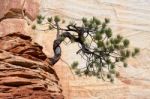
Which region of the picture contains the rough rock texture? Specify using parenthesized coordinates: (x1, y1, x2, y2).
(0, 0, 64, 98)
(0, 0, 41, 37)
(0, 33, 64, 99)
(37, 0, 150, 99)
(0, 19, 28, 37)
(0, 0, 40, 21)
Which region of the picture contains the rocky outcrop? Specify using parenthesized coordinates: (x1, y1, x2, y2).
(0, 19, 28, 37)
(0, 0, 40, 21)
(0, 0, 40, 36)
(0, 33, 64, 99)
(0, 0, 64, 98)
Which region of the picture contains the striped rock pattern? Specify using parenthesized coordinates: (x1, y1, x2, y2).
(34, 0, 150, 99)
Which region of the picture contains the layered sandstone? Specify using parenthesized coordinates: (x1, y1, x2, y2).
(39, 0, 150, 99)
(1, 0, 150, 99)
(0, 0, 40, 36)
(0, 33, 63, 99)
(0, 0, 64, 99)
(0, 0, 40, 21)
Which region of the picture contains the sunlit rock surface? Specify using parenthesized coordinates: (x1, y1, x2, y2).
(0, 33, 64, 99)
(0, 0, 40, 21)
(0, 0, 64, 98)
(0, 0, 41, 36)
(34, 0, 150, 99)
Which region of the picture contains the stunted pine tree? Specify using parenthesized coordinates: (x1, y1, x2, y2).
(32, 15, 140, 82)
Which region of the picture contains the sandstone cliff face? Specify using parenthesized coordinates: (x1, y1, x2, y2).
(0, 0, 40, 21)
(0, 0, 64, 99)
(0, 0, 41, 37)
(1, 0, 149, 99)
(38, 0, 150, 99)
(0, 33, 63, 99)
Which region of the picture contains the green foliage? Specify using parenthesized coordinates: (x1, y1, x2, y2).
(123, 39, 130, 47)
(97, 41, 104, 47)
(33, 15, 140, 82)
(47, 17, 52, 23)
(75, 69, 81, 76)
(37, 15, 44, 20)
(37, 20, 42, 24)
(82, 17, 87, 24)
(37, 15, 44, 24)
(32, 25, 36, 30)
(70, 17, 139, 81)
(54, 16, 60, 23)
(105, 28, 112, 38)
(71, 61, 79, 69)
(134, 48, 140, 54)
(105, 18, 110, 23)
(123, 62, 128, 67)
(132, 48, 140, 57)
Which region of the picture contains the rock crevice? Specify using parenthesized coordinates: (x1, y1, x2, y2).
(0, 33, 64, 99)
(0, 0, 64, 98)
